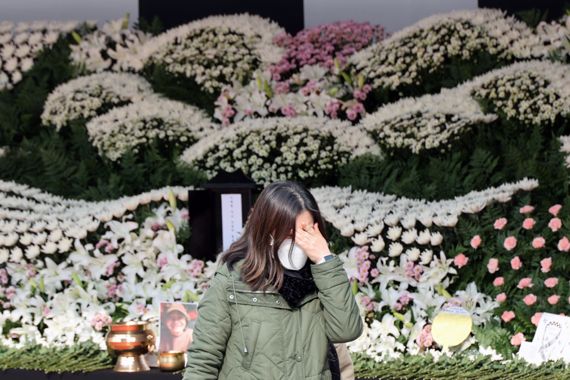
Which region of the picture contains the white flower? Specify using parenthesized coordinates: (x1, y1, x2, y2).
(370, 237, 385, 252)
(430, 232, 443, 246)
(401, 229, 417, 244)
(406, 247, 421, 261)
(352, 232, 368, 245)
(386, 226, 402, 241)
(416, 229, 431, 245)
(42, 73, 153, 130)
(0, 248, 9, 263)
(420, 249, 433, 265)
(86, 98, 215, 161)
(388, 242, 403, 257)
(140, 14, 285, 94)
(180, 117, 380, 185)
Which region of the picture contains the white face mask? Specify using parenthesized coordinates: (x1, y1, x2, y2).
(277, 238, 308, 270)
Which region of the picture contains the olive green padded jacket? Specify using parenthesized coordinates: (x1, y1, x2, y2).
(183, 256, 363, 380)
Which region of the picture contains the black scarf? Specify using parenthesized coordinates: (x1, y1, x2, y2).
(278, 263, 317, 308)
(277, 264, 341, 380)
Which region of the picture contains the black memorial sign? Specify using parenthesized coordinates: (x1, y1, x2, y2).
(186, 170, 259, 262)
(139, 0, 304, 35)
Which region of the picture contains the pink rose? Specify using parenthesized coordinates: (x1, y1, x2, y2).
(493, 277, 504, 287)
(544, 277, 559, 288)
(548, 218, 562, 232)
(558, 237, 570, 252)
(517, 277, 533, 289)
(531, 312, 543, 326)
(496, 293, 507, 303)
(511, 256, 522, 270)
(487, 258, 499, 274)
(549, 204, 562, 216)
(519, 205, 535, 214)
(522, 218, 536, 230)
(453, 253, 469, 268)
(504, 236, 517, 251)
(548, 295, 560, 305)
(494, 218, 508, 230)
(523, 294, 537, 306)
(532, 237, 546, 249)
(511, 333, 525, 346)
(501, 310, 516, 323)
(540, 257, 552, 273)
(470, 235, 482, 249)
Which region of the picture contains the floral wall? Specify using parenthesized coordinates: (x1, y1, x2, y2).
(0, 8, 569, 371)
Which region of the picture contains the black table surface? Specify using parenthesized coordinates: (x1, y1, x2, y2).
(0, 369, 372, 379)
(0, 368, 182, 379)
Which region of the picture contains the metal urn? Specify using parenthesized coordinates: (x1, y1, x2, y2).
(106, 321, 156, 372)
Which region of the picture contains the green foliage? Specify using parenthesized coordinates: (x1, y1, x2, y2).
(515, 8, 550, 29)
(135, 16, 165, 36)
(0, 36, 76, 146)
(472, 320, 516, 359)
(340, 118, 570, 207)
(0, 343, 112, 373)
(143, 64, 217, 116)
(352, 352, 570, 380)
(0, 122, 208, 200)
(364, 51, 508, 113)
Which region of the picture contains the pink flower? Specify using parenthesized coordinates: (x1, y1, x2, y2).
(370, 268, 379, 278)
(532, 237, 546, 249)
(541, 257, 552, 273)
(487, 258, 499, 274)
(496, 293, 507, 302)
(558, 237, 570, 252)
(493, 277, 504, 287)
(517, 277, 533, 289)
(453, 253, 469, 268)
(503, 236, 517, 251)
(519, 205, 535, 214)
(522, 218, 536, 230)
(531, 312, 543, 326)
(494, 218, 508, 230)
(532, 236, 546, 249)
(511, 333, 525, 346)
(544, 277, 559, 288)
(549, 204, 562, 216)
(511, 256, 522, 270)
(470, 235, 482, 249)
(548, 218, 562, 232)
(548, 295, 560, 305)
(523, 294, 537, 306)
(501, 310, 516, 323)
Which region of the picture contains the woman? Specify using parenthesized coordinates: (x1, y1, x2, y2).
(184, 181, 363, 379)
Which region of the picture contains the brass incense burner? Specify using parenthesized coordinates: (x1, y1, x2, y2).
(106, 321, 156, 372)
(159, 351, 186, 372)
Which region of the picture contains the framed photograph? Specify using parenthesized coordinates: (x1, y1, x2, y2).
(158, 301, 198, 353)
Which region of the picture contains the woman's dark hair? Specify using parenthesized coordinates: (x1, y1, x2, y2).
(220, 181, 327, 291)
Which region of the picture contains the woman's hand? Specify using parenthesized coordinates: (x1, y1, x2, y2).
(295, 223, 330, 263)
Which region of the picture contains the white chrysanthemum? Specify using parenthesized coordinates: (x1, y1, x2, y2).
(139, 14, 285, 94)
(42, 73, 154, 130)
(470, 60, 570, 126)
(180, 116, 381, 184)
(360, 86, 497, 154)
(86, 97, 215, 161)
(0, 179, 194, 251)
(311, 178, 538, 264)
(0, 21, 80, 91)
(351, 9, 547, 92)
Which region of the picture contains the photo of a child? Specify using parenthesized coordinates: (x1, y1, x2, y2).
(159, 302, 198, 353)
